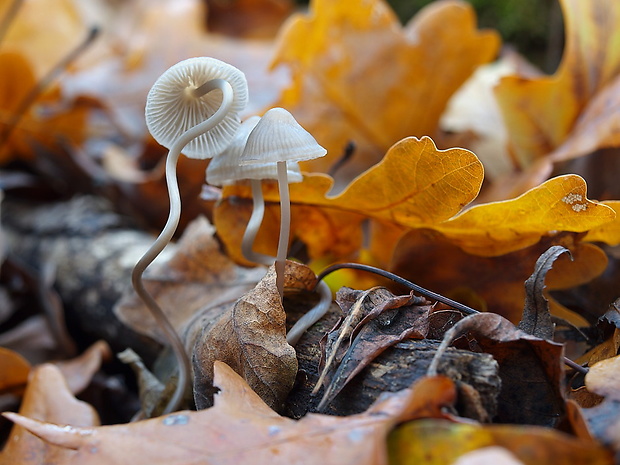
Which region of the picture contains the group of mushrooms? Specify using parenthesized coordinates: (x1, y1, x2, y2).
(132, 57, 332, 414)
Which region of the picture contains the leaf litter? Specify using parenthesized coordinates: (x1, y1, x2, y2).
(2, 0, 620, 463)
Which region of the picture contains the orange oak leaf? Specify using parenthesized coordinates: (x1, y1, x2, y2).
(3, 362, 460, 465)
(216, 137, 615, 274)
(271, 0, 500, 186)
(0, 347, 30, 396)
(433, 174, 615, 256)
(216, 136, 483, 266)
(0, 364, 99, 465)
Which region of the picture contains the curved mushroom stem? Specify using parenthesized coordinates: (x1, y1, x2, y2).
(241, 179, 274, 266)
(286, 280, 332, 346)
(275, 160, 291, 300)
(131, 78, 233, 415)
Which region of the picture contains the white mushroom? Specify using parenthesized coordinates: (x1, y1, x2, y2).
(240, 107, 326, 300)
(133, 57, 248, 415)
(207, 116, 302, 265)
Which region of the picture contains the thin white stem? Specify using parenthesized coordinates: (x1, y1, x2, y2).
(131, 79, 233, 415)
(286, 280, 332, 346)
(275, 161, 290, 300)
(241, 179, 274, 266)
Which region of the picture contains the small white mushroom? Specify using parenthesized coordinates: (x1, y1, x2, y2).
(133, 57, 248, 415)
(208, 116, 331, 345)
(207, 116, 302, 265)
(240, 108, 327, 300)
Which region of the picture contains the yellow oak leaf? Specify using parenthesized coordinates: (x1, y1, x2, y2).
(495, 0, 620, 169)
(271, 0, 499, 186)
(215, 136, 483, 265)
(433, 175, 616, 256)
(583, 201, 620, 246)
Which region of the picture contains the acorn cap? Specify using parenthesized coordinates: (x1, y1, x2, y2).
(145, 57, 248, 159)
(239, 108, 326, 165)
(207, 116, 302, 186)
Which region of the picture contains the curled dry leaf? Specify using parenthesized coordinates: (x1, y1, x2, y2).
(2, 361, 461, 465)
(428, 312, 565, 426)
(190, 261, 316, 411)
(0, 364, 99, 465)
(517, 246, 571, 339)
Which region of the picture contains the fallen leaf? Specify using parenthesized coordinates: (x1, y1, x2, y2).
(190, 261, 312, 411)
(217, 136, 484, 265)
(2, 361, 457, 465)
(518, 246, 571, 339)
(0, 364, 99, 465)
(115, 216, 265, 342)
(495, 0, 620, 169)
(316, 287, 430, 411)
(428, 312, 566, 426)
(433, 175, 615, 257)
(388, 419, 612, 465)
(584, 201, 620, 246)
(272, 0, 499, 186)
(54, 340, 112, 395)
(392, 231, 606, 324)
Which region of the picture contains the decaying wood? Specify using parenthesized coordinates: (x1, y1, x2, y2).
(2, 195, 501, 418)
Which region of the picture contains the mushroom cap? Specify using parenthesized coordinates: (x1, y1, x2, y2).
(145, 57, 249, 159)
(207, 116, 302, 186)
(239, 107, 326, 165)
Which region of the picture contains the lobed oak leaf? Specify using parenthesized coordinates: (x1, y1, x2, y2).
(2, 361, 459, 465)
(0, 364, 99, 465)
(215, 136, 484, 266)
(271, 0, 499, 186)
(584, 201, 620, 246)
(433, 175, 615, 256)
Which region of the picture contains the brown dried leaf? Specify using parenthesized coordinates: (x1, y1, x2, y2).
(115, 216, 265, 342)
(0, 364, 99, 465)
(0, 347, 30, 395)
(3, 361, 447, 465)
(518, 246, 571, 339)
(190, 261, 315, 411)
(317, 288, 430, 411)
(428, 312, 565, 426)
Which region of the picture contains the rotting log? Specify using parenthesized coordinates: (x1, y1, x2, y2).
(2, 195, 501, 418)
